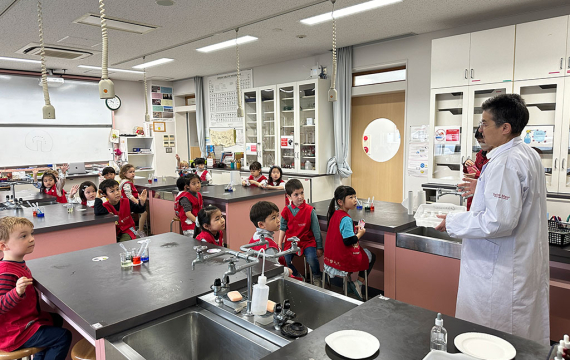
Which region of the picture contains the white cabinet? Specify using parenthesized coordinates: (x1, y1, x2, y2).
(469, 26, 515, 85)
(431, 34, 470, 89)
(514, 16, 569, 81)
(277, 79, 333, 174)
(119, 137, 155, 176)
(558, 77, 570, 193)
(514, 78, 565, 192)
(431, 26, 515, 89)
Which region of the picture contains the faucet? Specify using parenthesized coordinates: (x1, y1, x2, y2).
(273, 299, 296, 330)
(436, 188, 465, 206)
(211, 276, 231, 303)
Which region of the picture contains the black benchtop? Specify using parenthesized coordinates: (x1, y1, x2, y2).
(311, 199, 416, 233)
(148, 184, 285, 203)
(264, 295, 550, 360)
(132, 177, 179, 191)
(208, 168, 334, 178)
(27, 233, 282, 339)
(0, 203, 116, 234)
(0, 189, 57, 205)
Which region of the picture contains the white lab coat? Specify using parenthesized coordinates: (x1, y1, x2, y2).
(446, 137, 550, 345)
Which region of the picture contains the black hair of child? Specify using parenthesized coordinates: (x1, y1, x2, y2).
(327, 185, 357, 227)
(184, 173, 201, 185)
(79, 181, 97, 203)
(101, 166, 116, 176)
(39, 171, 58, 193)
(99, 179, 119, 195)
(250, 201, 279, 228)
(268, 165, 283, 185)
(176, 176, 192, 191)
(249, 161, 262, 171)
(284, 179, 303, 196)
(193, 205, 221, 239)
(194, 158, 206, 165)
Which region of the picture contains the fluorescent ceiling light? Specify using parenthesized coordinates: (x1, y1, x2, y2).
(132, 58, 174, 69)
(78, 65, 144, 74)
(196, 36, 258, 53)
(0, 56, 41, 64)
(301, 0, 402, 25)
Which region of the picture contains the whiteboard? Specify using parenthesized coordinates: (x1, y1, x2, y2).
(0, 75, 111, 125)
(0, 127, 113, 167)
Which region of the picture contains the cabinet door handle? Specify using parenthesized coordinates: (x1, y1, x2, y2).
(554, 158, 558, 170)
(464, 69, 468, 79)
(461, 156, 465, 164)
(568, 57, 570, 69)
(560, 58, 564, 70)
(562, 158, 566, 170)
(471, 69, 474, 79)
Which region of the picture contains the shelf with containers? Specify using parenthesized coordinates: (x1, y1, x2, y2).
(277, 79, 333, 174)
(119, 137, 155, 177)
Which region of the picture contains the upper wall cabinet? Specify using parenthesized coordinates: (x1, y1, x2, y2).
(431, 26, 515, 89)
(514, 16, 569, 81)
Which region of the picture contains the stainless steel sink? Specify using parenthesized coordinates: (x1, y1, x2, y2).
(107, 306, 280, 360)
(397, 226, 462, 259)
(198, 276, 362, 346)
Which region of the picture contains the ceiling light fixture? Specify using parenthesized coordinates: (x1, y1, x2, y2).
(196, 36, 257, 53)
(98, 0, 114, 99)
(132, 58, 173, 69)
(301, 0, 402, 25)
(78, 65, 143, 74)
(0, 56, 41, 64)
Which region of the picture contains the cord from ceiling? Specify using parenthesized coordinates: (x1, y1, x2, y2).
(143, 56, 150, 122)
(98, 0, 115, 99)
(37, 1, 55, 119)
(328, 0, 337, 102)
(235, 28, 244, 118)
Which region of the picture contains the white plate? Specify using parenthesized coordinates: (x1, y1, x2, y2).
(325, 330, 380, 359)
(454, 333, 516, 360)
(422, 350, 478, 360)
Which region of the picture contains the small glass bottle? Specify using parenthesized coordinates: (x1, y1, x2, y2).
(430, 313, 447, 352)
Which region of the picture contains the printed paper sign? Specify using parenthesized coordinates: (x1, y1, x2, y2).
(280, 136, 294, 149)
(245, 143, 257, 155)
(434, 126, 461, 145)
(520, 126, 554, 150)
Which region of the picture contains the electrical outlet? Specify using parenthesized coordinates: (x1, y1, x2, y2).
(166, 148, 173, 153)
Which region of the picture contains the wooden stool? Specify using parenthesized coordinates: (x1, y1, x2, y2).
(71, 339, 95, 360)
(0, 347, 44, 360)
(170, 216, 181, 234)
(322, 270, 369, 301)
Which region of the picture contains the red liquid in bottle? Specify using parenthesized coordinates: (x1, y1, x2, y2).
(147, 179, 152, 184)
(132, 256, 141, 266)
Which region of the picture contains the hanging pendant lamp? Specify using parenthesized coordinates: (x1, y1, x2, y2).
(328, 0, 338, 102)
(235, 28, 244, 117)
(98, 0, 115, 99)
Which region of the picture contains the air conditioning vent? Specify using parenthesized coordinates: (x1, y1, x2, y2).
(16, 43, 93, 60)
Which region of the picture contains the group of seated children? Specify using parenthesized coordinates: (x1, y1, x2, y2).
(175, 155, 212, 184)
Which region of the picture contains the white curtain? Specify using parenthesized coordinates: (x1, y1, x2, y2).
(194, 76, 207, 157)
(327, 46, 353, 178)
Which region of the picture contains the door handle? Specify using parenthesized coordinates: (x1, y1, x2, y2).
(464, 69, 468, 79)
(471, 69, 474, 79)
(560, 58, 564, 70)
(461, 156, 465, 164)
(568, 57, 570, 69)
(554, 158, 558, 170)
(562, 158, 566, 170)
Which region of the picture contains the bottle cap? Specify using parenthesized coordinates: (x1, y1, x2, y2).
(258, 275, 267, 286)
(435, 313, 443, 326)
(564, 335, 569, 348)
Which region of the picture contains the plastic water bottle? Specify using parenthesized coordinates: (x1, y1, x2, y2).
(430, 313, 447, 352)
(251, 275, 269, 315)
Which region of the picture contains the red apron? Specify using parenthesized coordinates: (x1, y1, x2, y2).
(281, 202, 316, 255)
(248, 236, 287, 267)
(268, 179, 289, 206)
(198, 170, 209, 182)
(174, 191, 203, 231)
(196, 230, 224, 247)
(324, 210, 368, 272)
(248, 175, 267, 187)
(103, 199, 136, 239)
(120, 180, 139, 199)
(464, 150, 489, 211)
(44, 186, 67, 203)
(0, 261, 53, 352)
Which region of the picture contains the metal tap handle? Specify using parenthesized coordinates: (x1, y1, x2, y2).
(283, 299, 291, 310)
(286, 237, 300, 244)
(223, 257, 239, 263)
(214, 278, 221, 286)
(274, 303, 282, 314)
(193, 245, 208, 254)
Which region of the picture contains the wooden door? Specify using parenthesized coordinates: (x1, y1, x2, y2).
(469, 25, 515, 85)
(431, 33, 470, 89)
(351, 92, 405, 203)
(514, 16, 568, 81)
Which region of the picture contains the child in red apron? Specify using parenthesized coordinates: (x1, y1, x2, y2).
(68, 181, 98, 207)
(461, 129, 491, 211)
(248, 201, 298, 279)
(174, 174, 203, 237)
(324, 185, 376, 300)
(33, 165, 69, 204)
(242, 161, 267, 187)
(278, 179, 323, 286)
(94, 179, 147, 242)
(119, 164, 148, 237)
(194, 158, 212, 184)
(194, 205, 225, 247)
(263, 165, 289, 206)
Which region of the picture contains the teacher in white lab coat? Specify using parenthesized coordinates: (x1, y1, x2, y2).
(436, 94, 550, 345)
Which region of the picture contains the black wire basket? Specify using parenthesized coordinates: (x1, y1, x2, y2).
(548, 219, 570, 246)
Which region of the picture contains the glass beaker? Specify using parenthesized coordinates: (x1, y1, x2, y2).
(120, 253, 132, 268)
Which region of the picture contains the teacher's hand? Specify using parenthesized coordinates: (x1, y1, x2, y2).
(435, 214, 447, 232)
(458, 177, 477, 198)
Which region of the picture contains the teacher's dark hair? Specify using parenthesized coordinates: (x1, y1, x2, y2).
(327, 186, 356, 228)
(481, 93, 529, 136)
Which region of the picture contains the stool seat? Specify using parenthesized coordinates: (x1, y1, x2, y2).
(71, 339, 95, 360)
(0, 347, 44, 360)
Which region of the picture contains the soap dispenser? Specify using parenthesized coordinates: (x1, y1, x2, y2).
(430, 313, 447, 351)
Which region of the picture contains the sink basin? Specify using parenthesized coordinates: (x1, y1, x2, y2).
(404, 226, 460, 242)
(108, 306, 280, 360)
(397, 226, 462, 259)
(198, 276, 362, 346)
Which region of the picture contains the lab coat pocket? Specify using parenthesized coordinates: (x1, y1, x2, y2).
(463, 238, 499, 279)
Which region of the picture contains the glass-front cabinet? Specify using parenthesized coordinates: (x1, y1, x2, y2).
(260, 88, 277, 168)
(243, 89, 259, 168)
(278, 83, 296, 170)
(561, 77, 570, 193)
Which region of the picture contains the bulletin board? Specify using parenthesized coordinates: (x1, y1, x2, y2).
(206, 69, 253, 129)
(151, 86, 174, 120)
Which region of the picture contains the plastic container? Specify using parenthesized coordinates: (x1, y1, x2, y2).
(430, 313, 447, 352)
(415, 203, 467, 228)
(251, 275, 269, 315)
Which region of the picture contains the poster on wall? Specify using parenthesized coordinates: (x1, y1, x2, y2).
(151, 86, 174, 120)
(207, 70, 253, 129)
(408, 125, 428, 177)
(520, 125, 554, 151)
